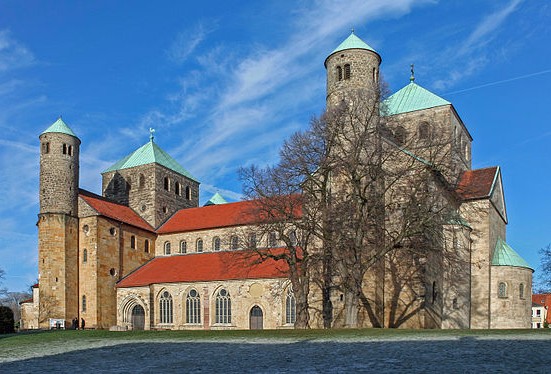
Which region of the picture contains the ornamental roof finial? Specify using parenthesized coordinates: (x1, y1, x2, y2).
(149, 127, 155, 141)
(410, 64, 415, 82)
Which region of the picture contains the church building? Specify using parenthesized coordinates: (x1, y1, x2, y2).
(21, 32, 532, 330)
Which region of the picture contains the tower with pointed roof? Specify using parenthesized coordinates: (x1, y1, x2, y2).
(325, 31, 381, 110)
(37, 117, 81, 327)
(102, 137, 200, 228)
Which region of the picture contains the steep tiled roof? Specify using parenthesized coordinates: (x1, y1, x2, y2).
(158, 197, 301, 234)
(455, 167, 499, 200)
(79, 189, 154, 232)
(117, 249, 290, 288)
(41, 117, 78, 137)
(383, 82, 451, 116)
(103, 140, 198, 182)
(492, 238, 532, 270)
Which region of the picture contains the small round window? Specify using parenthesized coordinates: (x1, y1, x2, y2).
(83, 225, 89, 234)
(109, 268, 117, 276)
(109, 227, 117, 236)
(219, 289, 227, 297)
(189, 289, 198, 297)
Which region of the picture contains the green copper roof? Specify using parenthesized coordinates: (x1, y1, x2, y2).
(103, 140, 198, 182)
(204, 192, 228, 206)
(492, 238, 532, 270)
(41, 117, 78, 138)
(330, 32, 378, 56)
(383, 82, 451, 116)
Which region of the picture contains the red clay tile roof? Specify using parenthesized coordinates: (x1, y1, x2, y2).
(158, 196, 301, 234)
(79, 189, 154, 232)
(117, 249, 290, 288)
(455, 166, 498, 200)
(532, 294, 551, 324)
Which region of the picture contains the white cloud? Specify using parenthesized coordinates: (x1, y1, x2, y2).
(0, 29, 35, 73)
(168, 22, 217, 64)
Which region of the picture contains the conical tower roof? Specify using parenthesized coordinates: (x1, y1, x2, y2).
(492, 238, 533, 271)
(204, 192, 228, 206)
(325, 31, 379, 66)
(41, 117, 78, 138)
(103, 140, 198, 182)
(383, 81, 450, 116)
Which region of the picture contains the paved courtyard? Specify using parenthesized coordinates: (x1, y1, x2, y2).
(1, 333, 551, 373)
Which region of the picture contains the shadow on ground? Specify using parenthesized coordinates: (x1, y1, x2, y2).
(1, 338, 551, 373)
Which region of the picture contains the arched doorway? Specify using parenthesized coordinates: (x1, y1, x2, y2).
(131, 304, 145, 330)
(249, 305, 263, 330)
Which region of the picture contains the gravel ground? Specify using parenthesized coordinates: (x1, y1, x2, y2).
(1, 334, 550, 373)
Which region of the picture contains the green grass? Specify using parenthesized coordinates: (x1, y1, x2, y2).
(1, 327, 549, 348)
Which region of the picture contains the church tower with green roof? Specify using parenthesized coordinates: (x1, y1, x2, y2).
(102, 135, 200, 228)
(37, 117, 81, 328)
(325, 31, 381, 109)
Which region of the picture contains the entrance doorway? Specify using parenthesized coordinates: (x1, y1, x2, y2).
(131, 304, 145, 330)
(249, 305, 263, 330)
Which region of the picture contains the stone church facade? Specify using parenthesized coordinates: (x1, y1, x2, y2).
(21, 32, 532, 330)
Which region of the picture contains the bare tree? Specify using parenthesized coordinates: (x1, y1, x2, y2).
(538, 244, 551, 292)
(241, 83, 469, 329)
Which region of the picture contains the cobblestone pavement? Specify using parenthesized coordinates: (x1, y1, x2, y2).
(1, 334, 551, 373)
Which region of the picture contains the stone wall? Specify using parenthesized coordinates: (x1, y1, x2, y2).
(102, 164, 199, 229)
(117, 278, 291, 330)
(490, 266, 532, 328)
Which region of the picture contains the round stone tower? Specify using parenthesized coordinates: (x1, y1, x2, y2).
(39, 117, 80, 216)
(324, 31, 381, 109)
(37, 117, 80, 328)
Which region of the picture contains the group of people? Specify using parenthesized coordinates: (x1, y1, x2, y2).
(71, 317, 85, 330)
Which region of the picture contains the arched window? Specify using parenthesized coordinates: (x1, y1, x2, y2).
(215, 289, 231, 324)
(418, 122, 430, 141)
(159, 291, 173, 324)
(285, 286, 296, 325)
(186, 289, 201, 324)
(248, 233, 257, 249)
(145, 239, 150, 253)
(519, 283, 525, 299)
(230, 235, 239, 250)
(394, 126, 406, 146)
(164, 177, 170, 191)
(83, 249, 87, 263)
(196, 239, 203, 252)
(268, 232, 277, 248)
(62, 143, 67, 155)
(180, 240, 187, 254)
(130, 235, 136, 249)
(82, 295, 87, 312)
(213, 237, 221, 251)
(289, 230, 298, 247)
(164, 241, 171, 255)
(344, 64, 351, 80)
(498, 282, 507, 298)
(175, 182, 181, 196)
(185, 186, 191, 200)
(139, 174, 145, 189)
(336, 66, 342, 81)
(68, 145, 73, 156)
(41, 142, 50, 154)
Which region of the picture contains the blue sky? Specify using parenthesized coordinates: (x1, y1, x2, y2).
(0, 0, 549, 292)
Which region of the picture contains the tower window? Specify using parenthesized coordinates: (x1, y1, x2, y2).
(41, 142, 50, 154)
(164, 241, 171, 255)
(344, 64, 351, 80)
(336, 66, 342, 81)
(62, 144, 67, 155)
(82, 295, 87, 312)
(185, 186, 191, 200)
(83, 248, 87, 263)
(164, 177, 170, 191)
(145, 239, 150, 253)
(68, 145, 73, 156)
(130, 235, 136, 249)
(175, 182, 181, 196)
(519, 283, 525, 299)
(418, 122, 430, 141)
(139, 174, 145, 189)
